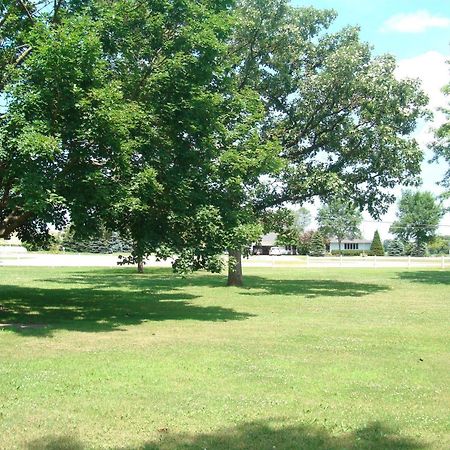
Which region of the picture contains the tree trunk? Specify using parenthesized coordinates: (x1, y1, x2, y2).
(227, 248, 243, 287)
(338, 239, 342, 254)
(137, 257, 144, 274)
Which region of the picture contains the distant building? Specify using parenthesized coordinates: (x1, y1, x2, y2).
(252, 233, 296, 255)
(329, 239, 372, 252)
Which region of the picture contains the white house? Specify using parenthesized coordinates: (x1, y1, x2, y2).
(329, 239, 372, 252)
(252, 233, 296, 255)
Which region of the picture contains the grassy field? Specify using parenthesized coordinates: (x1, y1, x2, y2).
(0, 267, 449, 450)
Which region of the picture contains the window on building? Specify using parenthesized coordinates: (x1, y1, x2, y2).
(344, 243, 359, 250)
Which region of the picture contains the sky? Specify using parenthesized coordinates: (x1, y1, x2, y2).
(292, 0, 450, 240)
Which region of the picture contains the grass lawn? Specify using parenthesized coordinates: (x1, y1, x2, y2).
(0, 267, 449, 449)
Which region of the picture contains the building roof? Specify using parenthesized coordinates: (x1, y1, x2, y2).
(330, 239, 371, 244)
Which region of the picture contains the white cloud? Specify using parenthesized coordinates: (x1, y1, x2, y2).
(382, 10, 450, 33)
(396, 50, 448, 123)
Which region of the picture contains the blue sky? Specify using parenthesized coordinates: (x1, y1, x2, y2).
(293, 0, 450, 57)
(293, 0, 450, 238)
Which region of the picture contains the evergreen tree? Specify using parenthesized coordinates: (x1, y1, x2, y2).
(387, 239, 404, 256)
(309, 232, 326, 257)
(411, 242, 428, 257)
(370, 230, 384, 256)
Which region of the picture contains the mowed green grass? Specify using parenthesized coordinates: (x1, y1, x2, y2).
(0, 267, 449, 450)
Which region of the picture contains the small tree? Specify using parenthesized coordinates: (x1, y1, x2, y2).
(411, 242, 428, 257)
(390, 191, 444, 246)
(370, 230, 385, 256)
(387, 239, 405, 256)
(294, 207, 312, 232)
(309, 231, 326, 257)
(317, 199, 363, 251)
(298, 230, 315, 255)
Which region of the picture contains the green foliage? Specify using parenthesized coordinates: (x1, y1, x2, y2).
(317, 199, 362, 247)
(275, 228, 298, 247)
(297, 231, 315, 255)
(410, 242, 429, 258)
(330, 250, 365, 256)
(22, 235, 62, 253)
(387, 239, 405, 256)
(390, 191, 444, 246)
(428, 236, 450, 255)
(1, 4, 137, 242)
(61, 227, 132, 254)
(262, 208, 309, 248)
(403, 242, 414, 257)
(262, 209, 295, 235)
(309, 231, 326, 257)
(235, 1, 428, 217)
(431, 81, 450, 197)
(294, 207, 312, 233)
(370, 230, 385, 256)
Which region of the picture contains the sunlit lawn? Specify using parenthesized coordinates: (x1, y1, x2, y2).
(0, 267, 449, 449)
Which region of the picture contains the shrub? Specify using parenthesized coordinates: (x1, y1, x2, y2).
(410, 242, 428, 257)
(330, 250, 365, 256)
(428, 236, 450, 255)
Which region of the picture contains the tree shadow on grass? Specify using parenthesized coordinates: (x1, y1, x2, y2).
(26, 420, 427, 450)
(398, 270, 450, 286)
(238, 276, 389, 299)
(27, 435, 84, 450)
(0, 274, 252, 337)
(40, 268, 389, 300)
(0, 268, 389, 337)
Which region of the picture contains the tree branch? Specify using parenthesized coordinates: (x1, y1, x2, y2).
(52, 0, 63, 23)
(17, 0, 34, 22)
(0, 210, 33, 238)
(14, 45, 33, 66)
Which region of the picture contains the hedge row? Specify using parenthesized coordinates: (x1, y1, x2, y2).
(330, 250, 378, 256)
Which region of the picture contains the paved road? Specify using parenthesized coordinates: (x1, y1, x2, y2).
(0, 252, 448, 269)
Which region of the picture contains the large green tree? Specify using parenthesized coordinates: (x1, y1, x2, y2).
(389, 190, 444, 246)
(317, 199, 363, 251)
(215, 0, 428, 285)
(104, 0, 430, 283)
